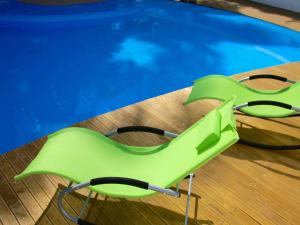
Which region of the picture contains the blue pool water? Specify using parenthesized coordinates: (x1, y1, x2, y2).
(1, 0, 300, 154)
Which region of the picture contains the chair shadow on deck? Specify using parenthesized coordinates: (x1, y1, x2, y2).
(35, 184, 213, 225)
(222, 115, 300, 180)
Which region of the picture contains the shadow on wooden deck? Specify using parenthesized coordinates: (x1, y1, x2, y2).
(36, 184, 213, 225)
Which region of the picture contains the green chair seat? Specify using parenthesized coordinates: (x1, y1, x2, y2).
(185, 75, 300, 118)
(15, 99, 238, 198)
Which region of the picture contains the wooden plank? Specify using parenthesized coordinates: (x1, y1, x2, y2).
(4, 147, 69, 225)
(200, 154, 293, 225)
(0, 161, 35, 225)
(223, 207, 261, 225)
(219, 149, 300, 224)
(123, 199, 166, 225)
(4, 152, 53, 217)
(1, 153, 61, 225)
(35, 216, 52, 225)
(140, 196, 187, 225)
(0, 195, 19, 225)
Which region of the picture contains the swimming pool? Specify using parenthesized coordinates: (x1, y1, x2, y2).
(1, 0, 300, 154)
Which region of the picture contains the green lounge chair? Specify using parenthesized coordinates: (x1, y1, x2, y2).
(15, 99, 239, 225)
(185, 74, 300, 150)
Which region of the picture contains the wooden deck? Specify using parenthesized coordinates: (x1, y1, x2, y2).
(1, 1, 300, 225)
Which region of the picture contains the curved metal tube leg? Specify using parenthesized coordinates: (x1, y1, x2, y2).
(57, 182, 90, 224)
(57, 188, 79, 223)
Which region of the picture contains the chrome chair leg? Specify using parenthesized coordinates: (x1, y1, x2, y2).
(184, 174, 194, 225)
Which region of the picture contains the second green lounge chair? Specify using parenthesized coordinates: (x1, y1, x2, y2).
(185, 74, 300, 150)
(15, 99, 239, 225)
(185, 74, 300, 118)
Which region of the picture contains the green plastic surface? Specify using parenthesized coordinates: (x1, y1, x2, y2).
(185, 75, 300, 118)
(15, 99, 238, 198)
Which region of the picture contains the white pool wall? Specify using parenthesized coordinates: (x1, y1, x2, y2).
(252, 0, 300, 13)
